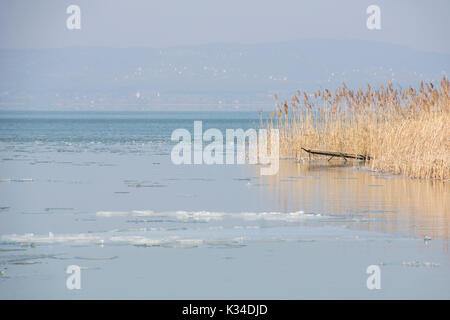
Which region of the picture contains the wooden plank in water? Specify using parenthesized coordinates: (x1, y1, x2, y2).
(300, 147, 371, 161)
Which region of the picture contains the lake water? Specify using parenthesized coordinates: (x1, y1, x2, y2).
(0, 111, 449, 299)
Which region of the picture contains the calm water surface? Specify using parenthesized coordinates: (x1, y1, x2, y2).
(0, 111, 448, 299)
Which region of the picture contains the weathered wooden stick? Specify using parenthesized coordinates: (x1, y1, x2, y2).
(300, 147, 371, 161)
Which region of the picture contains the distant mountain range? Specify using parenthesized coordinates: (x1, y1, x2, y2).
(0, 39, 448, 110)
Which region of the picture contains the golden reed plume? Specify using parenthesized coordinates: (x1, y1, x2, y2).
(264, 76, 450, 180)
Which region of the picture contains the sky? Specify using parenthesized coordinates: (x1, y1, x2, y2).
(0, 0, 449, 53)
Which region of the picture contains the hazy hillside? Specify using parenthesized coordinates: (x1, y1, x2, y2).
(0, 39, 448, 110)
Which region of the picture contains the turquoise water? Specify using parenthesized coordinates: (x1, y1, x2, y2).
(0, 111, 261, 142)
(0, 111, 449, 299)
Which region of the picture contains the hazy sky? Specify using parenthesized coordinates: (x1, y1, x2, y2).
(0, 0, 449, 53)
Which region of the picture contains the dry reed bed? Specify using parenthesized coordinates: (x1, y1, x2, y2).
(264, 76, 450, 180)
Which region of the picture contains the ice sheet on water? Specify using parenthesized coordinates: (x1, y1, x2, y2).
(1, 232, 205, 248)
(95, 210, 322, 222)
(96, 211, 130, 217)
(109, 236, 203, 248)
(1, 232, 101, 243)
(0, 178, 33, 182)
(13, 178, 34, 182)
(0, 227, 382, 250)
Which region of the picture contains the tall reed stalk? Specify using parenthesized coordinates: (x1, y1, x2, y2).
(266, 76, 450, 180)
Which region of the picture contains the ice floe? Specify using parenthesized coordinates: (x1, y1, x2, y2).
(1, 232, 101, 243)
(95, 209, 322, 222)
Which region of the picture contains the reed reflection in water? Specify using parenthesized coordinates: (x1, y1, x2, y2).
(256, 159, 449, 240)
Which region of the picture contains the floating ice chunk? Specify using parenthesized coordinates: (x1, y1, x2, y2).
(2, 233, 101, 244)
(14, 178, 33, 182)
(94, 209, 319, 222)
(402, 261, 421, 267)
(109, 236, 166, 247)
(422, 262, 440, 267)
(288, 211, 306, 216)
(172, 239, 203, 248)
(96, 211, 129, 217)
(174, 210, 225, 221)
(242, 210, 319, 221)
(131, 210, 154, 216)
